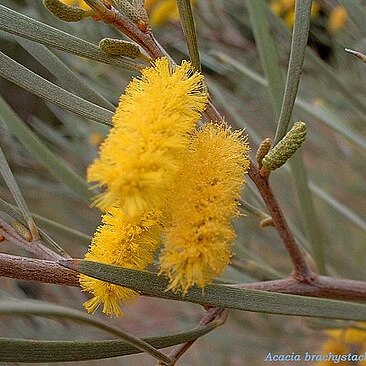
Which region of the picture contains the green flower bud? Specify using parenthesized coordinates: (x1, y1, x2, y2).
(256, 137, 272, 168)
(110, 0, 142, 24)
(99, 38, 140, 58)
(262, 122, 307, 173)
(43, 0, 89, 22)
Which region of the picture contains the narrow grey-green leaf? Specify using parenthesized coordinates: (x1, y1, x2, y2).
(266, 6, 366, 120)
(177, 0, 201, 71)
(215, 52, 366, 152)
(0, 5, 143, 71)
(0, 142, 39, 240)
(0, 51, 113, 126)
(0, 322, 218, 362)
(246, 0, 285, 119)
(61, 260, 366, 321)
(0, 300, 171, 365)
(311, 184, 366, 232)
(0, 96, 93, 202)
(274, 0, 312, 144)
(289, 152, 325, 273)
(16, 37, 115, 111)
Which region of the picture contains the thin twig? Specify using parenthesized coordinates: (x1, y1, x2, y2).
(159, 308, 228, 365)
(83, 0, 162, 58)
(248, 164, 313, 282)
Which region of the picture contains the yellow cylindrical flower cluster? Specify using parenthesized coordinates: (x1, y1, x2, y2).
(88, 58, 207, 218)
(82, 58, 250, 316)
(159, 123, 250, 294)
(80, 207, 162, 316)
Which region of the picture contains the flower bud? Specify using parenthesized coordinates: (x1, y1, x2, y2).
(43, 0, 90, 22)
(99, 38, 140, 58)
(256, 137, 272, 168)
(262, 122, 307, 174)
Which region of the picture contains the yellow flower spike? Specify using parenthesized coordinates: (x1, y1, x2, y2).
(87, 57, 208, 217)
(44, 0, 91, 22)
(261, 121, 307, 175)
(159, 123, 250, 294)
(327, 6, 348, 35)
(80, 207, 162, 316)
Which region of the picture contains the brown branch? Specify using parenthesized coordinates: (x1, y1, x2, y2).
(247, 163, 313, 282)
(235, 276, 366, 302)
(0, 253, 79, 287)
(2, 254, 366, 302)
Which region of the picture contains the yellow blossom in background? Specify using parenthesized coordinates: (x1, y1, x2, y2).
(269, 0, 320, 27)
(87, 57, 208, 217)
(80, 207, 162, 316)
(316, 324, 366, 365)
(88, 132, 104, 146)
(327, 6, 348, 34)
(159, 123, 250, 293)
(145, 0, 197, 26)
(62, 0, 90, 10)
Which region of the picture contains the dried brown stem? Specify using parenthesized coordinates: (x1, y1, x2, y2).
(2, 253, 366, 302)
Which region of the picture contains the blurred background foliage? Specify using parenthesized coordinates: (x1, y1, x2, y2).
(0, 0, 365, 364)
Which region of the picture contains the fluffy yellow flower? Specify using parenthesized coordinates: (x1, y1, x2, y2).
(87, 58, 208, 217)
(327, 6, 348, 34)
(316, 324, 366, 365)
(159, 123, 250, 293)
(80, 207, 162, 316)
(145, 0, 197, 26)
(62, 0, 90, 10)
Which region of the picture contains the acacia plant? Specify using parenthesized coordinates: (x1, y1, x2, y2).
(0, 0, 366, 364)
